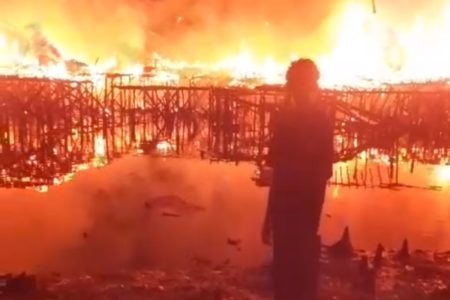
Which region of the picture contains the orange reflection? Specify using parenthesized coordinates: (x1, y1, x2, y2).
(436, 165, 450, 186)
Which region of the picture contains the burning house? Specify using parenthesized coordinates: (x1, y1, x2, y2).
(0, 0, 450, 190)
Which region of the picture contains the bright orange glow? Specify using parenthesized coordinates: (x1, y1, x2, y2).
(136, 1, 450, 87)
(1, 1, 450, 87)
(156, 141, 174, 155)
(93, 135, 107, 168)
(318, 2, 450, 87)
(436, 165, 450, 185)
(94, 135, 106, 158)
(332, 186, 340, 199)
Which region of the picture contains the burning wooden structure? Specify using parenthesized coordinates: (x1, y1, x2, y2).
(0, 76, 100, 188)
(1, 74, 450, 189)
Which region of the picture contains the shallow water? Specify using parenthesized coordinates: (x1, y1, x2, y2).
(0, 156, 449, 273)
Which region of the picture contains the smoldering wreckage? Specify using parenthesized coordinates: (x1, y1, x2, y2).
(1, 195, 450, 300)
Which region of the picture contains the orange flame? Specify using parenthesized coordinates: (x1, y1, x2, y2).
(1, 2, 450, 87)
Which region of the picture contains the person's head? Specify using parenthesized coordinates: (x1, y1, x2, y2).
(285, 58, 320, 103)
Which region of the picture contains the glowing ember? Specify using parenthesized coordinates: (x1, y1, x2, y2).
(93, 135, 107, 168)
(36, 185, 49, 193)
(94, 135, 106, 158)
(156, 141, 173, 155)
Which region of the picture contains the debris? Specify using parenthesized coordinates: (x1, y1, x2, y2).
(396, 239, 410, 262)
(2, 257, 449, 300)
(328, 226, 354, 258)
(353, 255, 376, 298)
(0, 273, 37, 297)
(373, 243, 385, 269)
(146, 195, 205, 215)
(162, 211, 182, 218)
(227, 238, 241, 247)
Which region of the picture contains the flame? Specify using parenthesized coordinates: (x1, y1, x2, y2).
(138, 1, 450, 87)
(156, 140, 173, 155)
(1, 2, 450, 86)
(3, 1, 450, 192)
(123, 64, 144, 76)
(94, 135, 106, 157)
(318, 1, 450, 86)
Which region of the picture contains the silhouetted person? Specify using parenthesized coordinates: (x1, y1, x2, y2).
(262, 59, 334, 300)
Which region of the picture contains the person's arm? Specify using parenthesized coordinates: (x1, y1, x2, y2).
(265, 110, 279, 167)
(323, 105, 336, 179)
(261, 111, 279, 245)
(262, 198, 272, 245)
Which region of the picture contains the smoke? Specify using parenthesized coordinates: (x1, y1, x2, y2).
(140, 0, 341, 61)
(0, 0, 341, 65)
(1, 0, 448, 67)
(0, 0, 148, 66)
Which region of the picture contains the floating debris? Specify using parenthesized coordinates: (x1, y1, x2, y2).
(145, 195, 205, 215)
(162, 211, 182, 218)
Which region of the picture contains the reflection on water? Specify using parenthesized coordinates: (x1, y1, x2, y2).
(322, 185, 450, 251)
(435, 164, 450, 186)
(322, 163, 450, 251)
(0, 157, 449, 273)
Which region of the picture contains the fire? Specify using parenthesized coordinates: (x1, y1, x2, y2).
(1, 1, 450, 87)
(318, 1, 450, 87)
(156, 141, 174, 156)
(138, 1, 450, 87)
(93, 135, 107, 168)
(94, 135, 106, 158)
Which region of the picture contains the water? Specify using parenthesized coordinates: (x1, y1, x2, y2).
(321, 185, 450, 251)
(0, 156, 449, 273)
